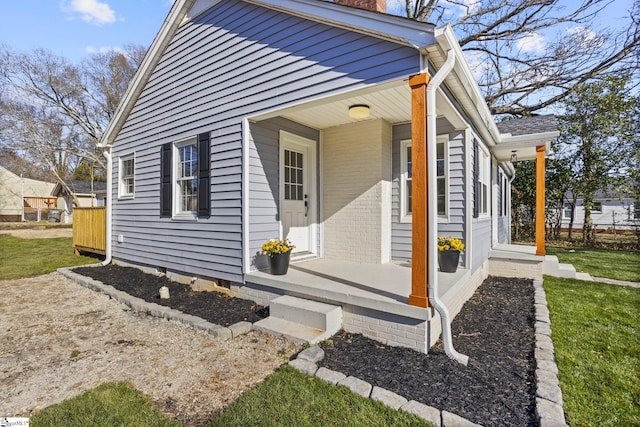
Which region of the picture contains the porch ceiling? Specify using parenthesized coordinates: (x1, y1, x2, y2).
(251, 79, 461, 130)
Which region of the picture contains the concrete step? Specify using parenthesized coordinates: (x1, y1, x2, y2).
(545, 263, 578, 279)
(575, 272, 594, 281)
(270, 295, 342, 333)
(254, 295, 343, 345)
(542, 255, 560, 274)
(253, 317, 330, 345)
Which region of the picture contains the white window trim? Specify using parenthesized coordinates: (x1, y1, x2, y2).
(172, 137, 198, 220)
(591, 201, 603, 214)
(478, 144, 490, 217)
(400, 136, 449, 223)
(118, 154, 135, 199)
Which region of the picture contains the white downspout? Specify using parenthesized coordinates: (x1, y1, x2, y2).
(426, 50, 469, 365)
(101, 148, 112, 266)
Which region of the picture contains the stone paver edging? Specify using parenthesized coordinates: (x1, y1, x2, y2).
(289, 278, 568, 427)
(58, 267, 252, 340)
(533, 278, 568, 427)
(62, 266, 566, 426)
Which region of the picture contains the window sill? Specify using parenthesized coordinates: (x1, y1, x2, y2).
(172, 212, 198, 221)
(400, 215, 450, 224)
(118, 195, 134, 200)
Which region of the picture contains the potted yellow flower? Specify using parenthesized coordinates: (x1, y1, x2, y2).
(261, 238, 295, 275)
(437, 237, 465, 273)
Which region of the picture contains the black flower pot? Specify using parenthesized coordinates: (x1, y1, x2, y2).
(268, 251, 291, 275)
(438, 250, 460, 273)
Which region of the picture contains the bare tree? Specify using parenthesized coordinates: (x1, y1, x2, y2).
(402, 0, 640, 115)
(0, 44, 146, 187)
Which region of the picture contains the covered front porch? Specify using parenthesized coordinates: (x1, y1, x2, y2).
(246, 258, 470, 319)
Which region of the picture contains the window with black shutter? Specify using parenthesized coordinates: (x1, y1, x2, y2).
(160, 132, 211, 219)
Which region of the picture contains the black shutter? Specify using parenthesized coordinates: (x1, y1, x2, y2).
(160, 143, 172, 217)
(197, 132, 211, 218)
(473, 138, 479, 218)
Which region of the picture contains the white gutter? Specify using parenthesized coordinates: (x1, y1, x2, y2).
(426, 49, 469, 366)
(101, 149, 112, 266)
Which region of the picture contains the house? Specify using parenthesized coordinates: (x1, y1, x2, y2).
(52, 179, 107, 223)
(0, 166, 56, 222)
(560, 189, 638, 232)
(97, 0, 557, 359)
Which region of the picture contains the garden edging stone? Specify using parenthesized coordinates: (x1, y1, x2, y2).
(57, 266, 252, 341)
(288, 279, 568, 427)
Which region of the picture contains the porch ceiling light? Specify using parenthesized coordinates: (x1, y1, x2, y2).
(349, 104, 370, 119)
(510, 151, 517, 163)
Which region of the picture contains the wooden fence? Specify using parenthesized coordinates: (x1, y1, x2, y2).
(73, 207, 106, 255)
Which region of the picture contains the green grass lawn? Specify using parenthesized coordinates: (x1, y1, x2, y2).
(208, 366, 431, 427)
(31, 382, 182, 427)
(544, 276, 640, 426)
(546, 245, 640, 282)
(32, 367, 431, 427)
(0, 235, 97, 280)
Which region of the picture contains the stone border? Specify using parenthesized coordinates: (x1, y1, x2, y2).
(58, 267, 252, 340)
(533, 278, 568, 426)
(289, 278, 568, 427)
(62, 266, 567, 425)
(288, 346, 481, 427)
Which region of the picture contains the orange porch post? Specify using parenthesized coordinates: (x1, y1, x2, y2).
(408, 73, 430, 308)
(535, 145, 546, 256)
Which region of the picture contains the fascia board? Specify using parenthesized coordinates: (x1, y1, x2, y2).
(499, 131, 559, 148)
(244, 0, 436, 49)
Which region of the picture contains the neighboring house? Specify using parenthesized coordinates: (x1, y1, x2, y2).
(0, 166, 55, 222)
(560, 190, 638, 232)
(52, 180, 107, 223)
(97, 0, 557, 355)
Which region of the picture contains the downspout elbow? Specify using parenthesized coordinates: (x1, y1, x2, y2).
(426, 50, 469, 366)
(101, 148, 112, 266)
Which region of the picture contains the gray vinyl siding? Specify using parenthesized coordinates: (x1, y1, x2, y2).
(248, 118, 319, 271)
(391, 122, 467, 263)
(111, 0, 419, 282)
(471, 218, 492, 271)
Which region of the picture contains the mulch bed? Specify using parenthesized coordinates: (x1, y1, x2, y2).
(73, 265, 536, 426)
(73, 265, 268, 326)
(319, 276, 537, 427)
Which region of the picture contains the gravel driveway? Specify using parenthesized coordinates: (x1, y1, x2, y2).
(0, 272, 300, 426)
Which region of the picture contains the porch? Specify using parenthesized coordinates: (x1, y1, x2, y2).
(240, 256, 487, 351)
(246, 258, 471, 320)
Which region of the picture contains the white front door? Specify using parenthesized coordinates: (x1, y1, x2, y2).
(280, 131, 316, 254)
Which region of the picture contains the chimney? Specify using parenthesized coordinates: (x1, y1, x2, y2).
(333, 0, 386, 13)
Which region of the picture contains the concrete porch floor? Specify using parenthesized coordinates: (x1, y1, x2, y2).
(245, 258, 470, 320)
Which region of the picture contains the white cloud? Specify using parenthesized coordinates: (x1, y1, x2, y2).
(565, 26, 601, 49)
(62, 0, 116, 25)
(85, 45, 125, 55)
(516, 32, 546, 53)
(442, 0, 481, 18)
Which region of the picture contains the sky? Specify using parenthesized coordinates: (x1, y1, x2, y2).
(0, 0, 173, 63)
(0, 0, 634, 64)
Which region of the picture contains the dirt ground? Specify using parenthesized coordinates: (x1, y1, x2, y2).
(0, 227, 72, 239)
(0, 273, 300, 426)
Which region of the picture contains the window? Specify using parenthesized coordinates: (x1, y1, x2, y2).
(502, 176, 508, 216)
(477, 146, 489, 216)
(591, 201, 602, 213)
(119, 155, 134, 198)
(176, 141, 198, 215)
(400, 137, 447, 222)
(563, 203, 573, 219)
(160, 133, 210, 219)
